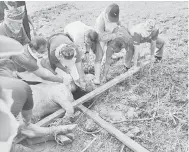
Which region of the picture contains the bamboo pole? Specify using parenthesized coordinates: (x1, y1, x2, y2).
(78, 105, 150, 152)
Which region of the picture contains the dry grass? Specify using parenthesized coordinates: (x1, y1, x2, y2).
(25, 1, 188, 152)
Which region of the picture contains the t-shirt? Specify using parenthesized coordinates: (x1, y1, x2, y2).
(64, 21, 93, 45)
(0, 59, 17, 78)
(48, 33, 82, 70)
(95, 11, 118, 34)
(129, 23, 159, 45)
(11, 45, 39, 72)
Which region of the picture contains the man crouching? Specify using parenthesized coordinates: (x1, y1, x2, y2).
(64, 21, 103, 85)
(47, 33, 96, 91)
(101, 26, 133, 83)
(125, 19, 165, 68)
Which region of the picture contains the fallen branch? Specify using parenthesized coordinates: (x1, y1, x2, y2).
(15, 61, 149, 144)
(112, 116, 160, 124)
(80, 136, 97, 152)
(120, 144, 125, 152)
(78, 105, 150, 152)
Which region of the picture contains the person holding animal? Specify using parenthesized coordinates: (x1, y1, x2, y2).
(0, 36, 77, 152)
(47, 33, 89, 90)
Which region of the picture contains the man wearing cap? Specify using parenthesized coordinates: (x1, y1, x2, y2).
(48, 33, 87, 89)
(0, 36, 34, 152)
(10, 36, 64, 83)
(125, 19, 165, 68)
(95, 3, 133, 83)
(64, 21, 103, 85)
(95, 3, 121, 45)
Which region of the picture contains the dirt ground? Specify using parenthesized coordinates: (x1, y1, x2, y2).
(22, 1, 188, 152)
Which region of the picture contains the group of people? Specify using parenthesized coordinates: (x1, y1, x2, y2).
(0, 1, 165, 152)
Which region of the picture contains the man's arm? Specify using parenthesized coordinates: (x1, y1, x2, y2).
(33, 67, 63, 83)
(75, 61, 85, 81)
(95, 14, 116, 42)
(27, 15, 36, 36)
(75, 48, 85, 81)
(132, 32, 142, 67)
(150, 29, 159, 59)
(150, 40, 156, 57)
(102, 47, 114, 83)
(133, 44, 141, 67)
(55, 62, 70, 74)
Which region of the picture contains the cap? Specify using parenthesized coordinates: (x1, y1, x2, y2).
(60, 44, 76, 60)
(106, 4, 119, 23)
(87, 30, 98, 42)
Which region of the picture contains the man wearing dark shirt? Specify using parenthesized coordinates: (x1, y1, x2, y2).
(125, 19, 165, 68)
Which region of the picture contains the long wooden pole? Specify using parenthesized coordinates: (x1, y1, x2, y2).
(15, 61, 149, 144)
(78, 105, 150, 152)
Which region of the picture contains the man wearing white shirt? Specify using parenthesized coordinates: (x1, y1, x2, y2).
(95, 4, 132, 83)
(64, 21, 103, 85)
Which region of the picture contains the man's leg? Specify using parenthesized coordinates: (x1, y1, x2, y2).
(100, 41, 107, 66)
(155, 36, 165, 61)
(124, 45, 135, 69)
(92, 42, 103, 84)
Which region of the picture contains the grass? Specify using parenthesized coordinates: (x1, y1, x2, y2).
(26, 1, 188, 152)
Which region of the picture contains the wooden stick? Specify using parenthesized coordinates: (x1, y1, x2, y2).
(120, 144, 125, 152)
(78, 105, 150, 152)
(80, 136, 97, 152)
(15, 61, 149, 144)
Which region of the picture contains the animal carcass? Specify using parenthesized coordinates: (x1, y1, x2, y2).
(31, 83, 74, 122)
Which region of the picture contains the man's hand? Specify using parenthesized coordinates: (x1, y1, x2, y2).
(79, 79, 87, 90)
(101, 77, 107, 84)
(150, 55, 156, 64)
(64, 67, 70, 74)
(115, 30, 125, 38)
